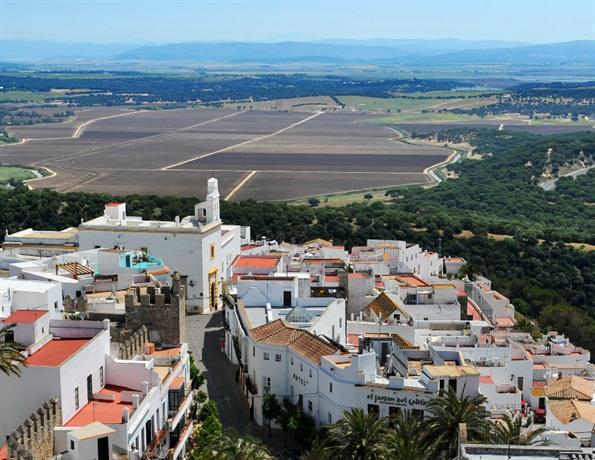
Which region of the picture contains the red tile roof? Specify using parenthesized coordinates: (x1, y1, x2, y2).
(233, 255, 281, 269)
(105, 202, 123, 207)
(348, 273, 367, 279)
(347, 334, 360, 347)
(0, 443, 7, 460)
(396, 274, 429, 287)
(250, 319, 341, 364)
(324, 275, 339, 283)
(66, 385, 135, 427)
(170, 376, 185, 390)
(466, 300, 483, 321)
(26, 338, 90, 367)
(480, 376, 495, 384)
(1, 309, 48, 324)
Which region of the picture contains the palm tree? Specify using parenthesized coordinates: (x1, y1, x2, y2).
(424, 388, 491, 459)
(300, 436, 331, 460)
(386, 410, 433, 460)
(0, 325, 26, 376)
(197, 429, 273, 460)
(490, 414, 546, 446)
(324, 408, 387, 460)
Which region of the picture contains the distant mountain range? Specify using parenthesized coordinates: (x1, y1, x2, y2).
(2, 39, 594, 66)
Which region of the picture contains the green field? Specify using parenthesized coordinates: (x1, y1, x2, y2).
(0, 166, 37, 184)
(337, 94, 496, 122)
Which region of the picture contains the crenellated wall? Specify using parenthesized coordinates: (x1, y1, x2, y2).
(111, 325, 149, 360)
(7, 397, 61, 460)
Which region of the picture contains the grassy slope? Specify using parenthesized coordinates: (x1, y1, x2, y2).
(0, 166, 36, 183)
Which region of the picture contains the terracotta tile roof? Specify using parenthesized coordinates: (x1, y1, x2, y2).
(480, 376, 495, 384)
(545, 376, 594, 400)
(66, 385, 135, 427)
(105, 202, 123, 207)
(26, 338, 90, 367)
(1, 309, 48, 324)
(147, 265, 171, 276)
(233, 255, 281, 269)
(250, 319, 340, 364)
(548, 399, 595, 424)
(0, 444, 7, 460)
(58, 261, 93, 277)
(395, 274, 429, 287)
(364, 292, 409, 320)
(170, 376, 185, 390)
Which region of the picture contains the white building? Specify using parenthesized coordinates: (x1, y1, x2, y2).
(3, 227, 79, 258)
(0, 314, 193, 459)
(0, 278, 63, 320)
(78, 178, 246, 313)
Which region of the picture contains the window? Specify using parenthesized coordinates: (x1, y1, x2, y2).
(309, 369, 312, 378)
(210, 243, 215, 260)
(290, 357, 294, 365)
(262, 377, 271, 395)
(339, 318, 342, 328)
(54, 301, 58, 310)
(252, 346, 255, 357)
(332, 325, 336, 339)
(263, 352, 270, 361)
(308, 401, 313, 412)
(300, 363, 303, 372)
(70, 440, 75, 450)
(74, 387, 79, 410)
(99, 366, 104, 386)
(329, 382, 333, 393)
(328, 413, 332, 424)
(275, 353, 281, 362)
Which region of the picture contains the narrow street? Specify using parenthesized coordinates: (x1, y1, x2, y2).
(185, 312, 251, 433)
(185, 312, 293, 456)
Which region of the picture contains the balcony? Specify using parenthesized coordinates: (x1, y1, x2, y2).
(169, 387, 194, 430)
(170, 420, 193, 460)
(143, 425, 170, 459)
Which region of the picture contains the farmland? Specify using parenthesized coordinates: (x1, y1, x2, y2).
(0, 107, 449, 200)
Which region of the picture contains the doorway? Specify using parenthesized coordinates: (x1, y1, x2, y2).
(97, 437, 109, 460)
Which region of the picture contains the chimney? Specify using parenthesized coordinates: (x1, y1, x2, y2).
(172, 271, 181, 296)
(131, 394, 140, 409)
(142, 381, 149, 396)
(122, 408, 130, 422)
(175, 216, 180, 226)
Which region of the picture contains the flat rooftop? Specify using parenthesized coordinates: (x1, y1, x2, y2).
(26, 338, 91, 367)
(66, 384, 135, 427)
(6, 227, 79, 240)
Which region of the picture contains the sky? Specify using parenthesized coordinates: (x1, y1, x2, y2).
(1, 0, 594, 44)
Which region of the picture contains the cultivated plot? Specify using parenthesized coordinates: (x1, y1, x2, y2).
(1, 108, 452, 200)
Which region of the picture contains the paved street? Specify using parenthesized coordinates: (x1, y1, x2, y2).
(185, 312, 292, 455)
(185, 312, 252, 433)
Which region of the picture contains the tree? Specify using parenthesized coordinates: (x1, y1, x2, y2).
(261, 393, 282, 436)
(490, 414, 546, 446)
(386, 410, 433, 460)
(196, 429, 273, 460)
(324, 408, 386, 459)
(0, 326, 26, 376)
(308, 198, 321, 208)
(364, 193, 374, 200)
(300, 436, 331, 460)
(424, 389, 491, 459)
(458, 262, 480, 281)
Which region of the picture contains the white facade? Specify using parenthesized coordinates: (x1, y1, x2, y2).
(0, 278, 63, 320)
(79, 178, 243, 313)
